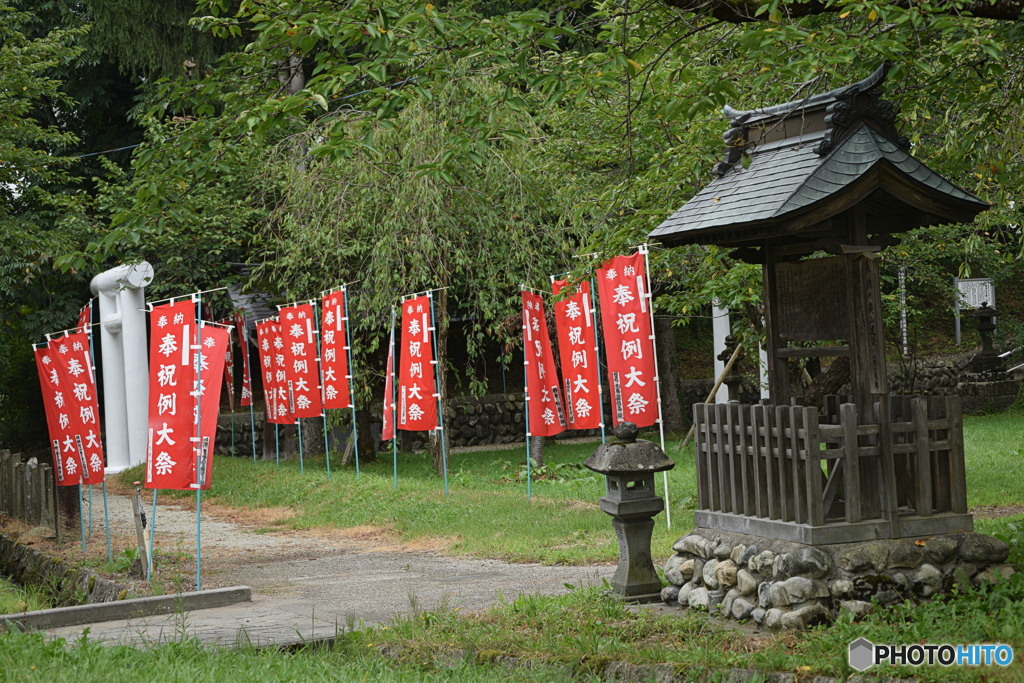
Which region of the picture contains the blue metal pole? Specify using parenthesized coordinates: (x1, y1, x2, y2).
(343, 286, 360, 478)
(147, 489, 156, 580)
(275, 423, 280, 466)
(77, 484, 86, 552)
(313, 298, 331, 479)
(521, 285, 532, 501)
(590, 277, 607, 445)
(249, 403, 257, 463)
(297, 418, 305, 474)
(427, 292, 448, 497)
(194, 294, 204, 590)
(389, 307, 398, 490)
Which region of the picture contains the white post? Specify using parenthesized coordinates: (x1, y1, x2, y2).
(758, 343, 770, 400)
(90, 262, 154, 473)
(712, 299, 730, 403)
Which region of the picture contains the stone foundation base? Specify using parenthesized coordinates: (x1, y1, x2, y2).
(661, 528, 1013, 629)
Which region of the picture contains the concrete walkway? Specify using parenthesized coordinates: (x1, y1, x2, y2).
(39, 492, 612, 648)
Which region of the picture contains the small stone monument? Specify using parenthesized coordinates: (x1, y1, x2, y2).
(584, 422, 674, 603)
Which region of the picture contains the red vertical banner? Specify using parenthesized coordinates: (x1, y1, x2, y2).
(397, 295, 438, 431)
(270, 319, 296, 425)
(596, 253, 659, 428)
(145, 300, 198, 490)
(381, 318, 396, 441)
(522, 290, 566, 437)
(279, 303, 323, 419)
(194, 323, 228, 489)
(233, 310, 253, 407)
(34, 347, 78, 486)
(319, 288, 353, 410)
(220, 318, 235, 411)
(256, 320, 281, 424)
(48, 332, 105, 484)
(76, 302, 91, 333)
(551, 279, 602, 430)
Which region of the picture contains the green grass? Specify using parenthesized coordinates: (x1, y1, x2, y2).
(122, 408, 1024, 566)
(0, 577, 50, 614)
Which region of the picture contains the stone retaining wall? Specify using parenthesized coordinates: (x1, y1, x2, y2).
(889, 356, 1020, 414)
(661, 528, 1013, 629)
(0, 533, 131, 606)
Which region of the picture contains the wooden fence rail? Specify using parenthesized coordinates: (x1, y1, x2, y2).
(0, 450, 56, 531)
(692, 396, 971, 544)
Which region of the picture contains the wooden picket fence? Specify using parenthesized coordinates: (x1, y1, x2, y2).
(0, 450, 57, 531)
(692, 395, 971, 544)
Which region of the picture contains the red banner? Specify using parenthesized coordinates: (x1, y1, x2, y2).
(48, 332, 104, 484)
(220, 318, 235, 411)
(279, 303, 323, 419)
(596, 253, 659, 428)
(381, 320, 396, 441)
(551, 279, 602, 430)
(256, 320, 282, 424)
(233, 310, 253, 407)
(146, 301, 198, 490)
(522, 291, 566, 437)
(193, 322, 228, 489)
(270, 319, 296, 425)
(76, 302, 91, 333)
(320, 288, 353, 410)
(397, 295, 438, 431)
(34, 347, 79, 486)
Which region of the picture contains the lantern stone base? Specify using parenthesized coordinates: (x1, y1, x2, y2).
(661, 528, 1012, 629)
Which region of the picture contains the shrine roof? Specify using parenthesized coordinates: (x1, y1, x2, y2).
(649, 65, 988, 248)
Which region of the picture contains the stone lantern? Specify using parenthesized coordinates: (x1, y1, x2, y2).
(584, 422, 674, 602)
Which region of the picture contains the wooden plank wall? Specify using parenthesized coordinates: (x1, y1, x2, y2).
(0, 449, 56, 531)
(693, 396, 968, 531)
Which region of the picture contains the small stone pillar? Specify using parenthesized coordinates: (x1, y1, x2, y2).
(968, 303, 1003, 373)
(584, 422, 674, 602)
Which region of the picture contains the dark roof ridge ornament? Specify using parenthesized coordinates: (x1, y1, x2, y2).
(712, 63, 910, 176)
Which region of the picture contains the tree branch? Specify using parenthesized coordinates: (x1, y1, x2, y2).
(658, 0, 1024, 22)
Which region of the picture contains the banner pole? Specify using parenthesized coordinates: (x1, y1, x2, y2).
(249, 403, 257, 463)
(521, 286, 532, 501)
(194, 294, 203, 590)
(231, 411, 236, 456)
(147, 489, 156, 580)
(313, 298, 331, 479)
(101, 481, 112, 561)
(298, 418, 305, 474)
(427, 292, 448, 497)
(640, 246, 671, 529)
(87, 484, 94, 538)
(77, 484, 86, 552)
(390, 307, 398, 490)
(275, 423, 280, 466)
(343, 286, 360, 478)
(590, 278, 608, 445)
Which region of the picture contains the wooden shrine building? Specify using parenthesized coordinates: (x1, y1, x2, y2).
(650, 64, 989, 545)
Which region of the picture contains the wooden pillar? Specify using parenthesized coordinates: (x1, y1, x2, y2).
(762, 246, 791, 405)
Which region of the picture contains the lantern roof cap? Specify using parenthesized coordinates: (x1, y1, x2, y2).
(584, 423, 675, 475)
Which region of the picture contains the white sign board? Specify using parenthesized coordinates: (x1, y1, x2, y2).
(956, 277, 995, 310)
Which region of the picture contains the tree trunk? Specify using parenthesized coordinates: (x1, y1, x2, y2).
(529, 435, 545, 467)
(654, 317, 685, 431)
(802, 356, 851, 410)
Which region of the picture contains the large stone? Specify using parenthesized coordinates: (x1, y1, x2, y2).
(703, 559, 720, 590)
(729, 544, 748, 566)
(687, 587, 710, 611)
(780, 602, 830, 629)
(676, 583, 693, 605)
(830, 579, 854, 598)
(714, 542, 732, 560)
(889, 542, 925, 569)
(737, 545, 758, 567)
(736, 569, 758, 597)
(708, 590, 725, 611)
(715, 560, 738, 589)
(731, 597, 755, 621)
(757, 581, 772, 609)
(721, 588, 739, 616)
(675, 534, 716, 559)
(781, 547, 831, 579)
(974, 564, 1015, 586)
(764, 608, 785, 630)
(692, 559, 705, 586)
(924, 537, 959, 565)
(664, 554, 686, 586)
(750, 607, 765, 625)
(911, 564, 942, 597)
(680, 559, 695, 583)
(959, 534, 1010, 564)
(950, 562, 978, 591)
(839, 600, 873, 620)
(749, 550, 775, 575)
(769, 577, 829, 607)
(837, 543, 889, 573)
(660, 585, 680, 604)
